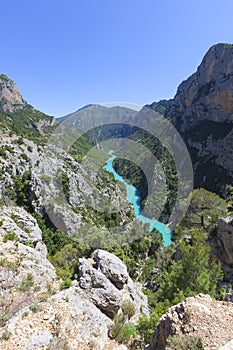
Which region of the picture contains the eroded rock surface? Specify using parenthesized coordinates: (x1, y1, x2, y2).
(0, 74, 26, 112)
(210, 215, 233, 281)
(151, 294, 233, 350)
(79, 250, 150, 321)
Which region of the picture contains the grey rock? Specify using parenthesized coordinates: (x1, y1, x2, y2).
(92, 249, 129, 289)
(79, 250, 150, 321)
(0, 206, 56, 289)
(165, 43, 233, 130)
(79, 257, 122, 317)
(4, 287, 112, 350)
(25, 331, 53, 350)
(210, 216, 233, 281)
(150, 294, 233, 350)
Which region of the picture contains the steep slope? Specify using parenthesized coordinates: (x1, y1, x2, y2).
(148, 43, 233, 196)
(0, 76, 136, 242)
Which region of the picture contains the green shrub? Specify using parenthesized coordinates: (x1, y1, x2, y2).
(29, 303, 41, 313)
(0, 312, 12, 327)
(121, 301, 135, 319)
(60, 277, 72, 290)
(166, 335, 204, 350)
(3, 232, 17, 242)
(1, 330, 12, 341)
(19, 273, 34, 292)
(137, 310, 162, 345)
(110, 314, 137, 345)
(24, 240, 34, 248)
(115, 323, 137, 344)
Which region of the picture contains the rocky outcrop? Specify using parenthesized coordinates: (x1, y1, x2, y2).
(210, 216, 233, 281)
(149, 43, 233, 195)
(0, 285, 113, 350)
(0, 206, 56, 317)
(0, 74, 26, 112)
(152, 44, 233, 130)
(79, 257, 122, 317)
(79, 250, 150, 321)
(150, 294, 233, 350)
(92, 249, 129, 289)
(0, 208, 147, 349)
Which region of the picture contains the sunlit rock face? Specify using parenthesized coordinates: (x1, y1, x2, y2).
(0, 74, 26, 112)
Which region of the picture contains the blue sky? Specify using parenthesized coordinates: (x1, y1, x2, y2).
(2, 0, 233, 117)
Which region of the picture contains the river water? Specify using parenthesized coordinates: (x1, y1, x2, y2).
(104, 153, 172, 246)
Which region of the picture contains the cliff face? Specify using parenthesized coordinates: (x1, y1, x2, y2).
(209, 215, 233, 282)
(149, 43, 233, 195)
(154, 43, 233, 129)
(151, 294, 233, 350)
(0, 74, 26, 112)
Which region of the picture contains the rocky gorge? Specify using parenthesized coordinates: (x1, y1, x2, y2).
(0, 43, 233, 349)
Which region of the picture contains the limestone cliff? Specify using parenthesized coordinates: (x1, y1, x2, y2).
(0, 74, 26, 112)
(149, 43, 233, 195)
(0, 128, 133, 241)
(209, 215, 233, 282)
(151, 43, 233, 129)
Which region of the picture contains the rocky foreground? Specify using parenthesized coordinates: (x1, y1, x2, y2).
(1, 207, 233, 349)
(151, 294, 233, 350)
(0, 206, 148, 349)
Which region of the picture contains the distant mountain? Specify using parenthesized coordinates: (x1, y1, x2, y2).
(58, 103, 138, 130)
(148, 43, 233, 197)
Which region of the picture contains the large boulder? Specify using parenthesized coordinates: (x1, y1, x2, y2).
(79, 250, 150, 321)
(79, 257, 122, 317)
(92, 249, 129, 289)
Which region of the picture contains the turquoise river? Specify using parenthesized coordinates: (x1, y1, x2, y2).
(104, 153, 172, 246)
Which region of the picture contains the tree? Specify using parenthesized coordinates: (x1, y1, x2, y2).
(156, 228, 223, 304)
(176, 188, 227, 235)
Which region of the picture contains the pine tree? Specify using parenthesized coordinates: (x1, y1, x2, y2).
(157, 228, 223, 304)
